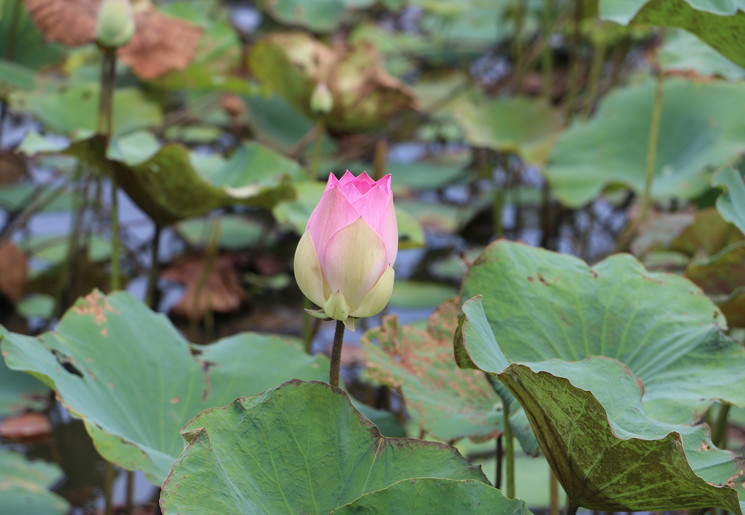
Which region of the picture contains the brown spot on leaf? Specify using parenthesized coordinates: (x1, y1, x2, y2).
(72, 290, 116, 325)
(169, 396, 180, 404)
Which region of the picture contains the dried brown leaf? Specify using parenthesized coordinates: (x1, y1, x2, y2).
(0, 412, 51, 443)
(24, 0, 98, 46)
(0, 242, 28, 304)
(119, 9, 202, 79)
(163, 254, 248, 319)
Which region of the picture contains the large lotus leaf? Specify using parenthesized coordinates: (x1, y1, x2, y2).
(362, 299, 501, 441)
(544, 78, 745, 207)
(0, 354, 48, 415)
(10, 84, 163, 138)
(110, 141, 301, 226)
(332, 478, 532, 514)
(448, 91, 564, 165)
(0, 291, 330, 484)
(248, 32, 417, 132)
(714, 167, 745, 234)
(256, 0, 374, 33)
(600, 0, 745, 68)
(455, 298, 743, 512)
(0, 451, 70, 515)
(461, 240, 745, 424)
(160, 380, 489, 513)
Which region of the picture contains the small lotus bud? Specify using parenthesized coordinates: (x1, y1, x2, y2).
(96, 0, 136, 49)
(310, 82, 333, 115)
(294, 171, 398, 325)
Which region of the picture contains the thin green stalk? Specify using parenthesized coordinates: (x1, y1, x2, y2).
(542, 0, 554, 102)
(145, 224, 162, 309)
(373, 139, 388, 181)
(582, 28, 607, 119)
(303, 297, 313, 354)
(564, 0, 584, 119)
(549, 470, 560, 515)
(103, 461, 115, 515)
(712, 402, 731, 449)
(125, 470, 134, 514)
(639, 68, 664, 225)
(329, 320, 345, 388)
(512, 0, 527, 93)
(493, 186, 506, 239)
(495, 435, 503, 489)
(503, 404, 515, 498)
(97, 47, 121, 290)
(189, 219, 221, 337)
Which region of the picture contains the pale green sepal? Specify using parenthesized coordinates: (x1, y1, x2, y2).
(351, 266, 395, 318)
(343, 317, 356, 332)
(294, 231, 327, 307)
(304, 309, 329, 320)
(324, 291, 350, 321)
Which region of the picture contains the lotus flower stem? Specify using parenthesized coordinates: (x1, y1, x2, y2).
(495, 434, 503, 488)
(511, 0, 527, 93)
(329, 320, 345, 388)
(564, 0, 583, 118)
(640, 66, 664, 225)
(503, 403, 515, 498)
(145, 224, 162, 308)
(549, 470, 560, 515)
(581, 27, 607, 119)
(541, 0, 554, 102)
(712, 402, 731, 448)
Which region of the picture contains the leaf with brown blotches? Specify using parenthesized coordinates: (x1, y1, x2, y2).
(0, 412, 51, 443)
(24, 0, 99, 47)
(119, 9, 203, 79)
(162, 253, 248, 319)
(0, 242, 28, 304)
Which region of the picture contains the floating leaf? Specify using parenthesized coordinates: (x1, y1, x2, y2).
(333, 478, 532, 514)
(0, 59, 36, 90)
(448, 92, 564, 165)
(363, 299, 502, 441)
(544, 78, 745, 207)
(713, 167, 745, 235)
(0, 451, 69, 515)
(600, 0, 745, 68)
(160, 380, 489, 513)
(390, 281, 458, 309)
(1, 291, 330, 483)
(460, 240, 745, 424)
(456, 300, 743, 511)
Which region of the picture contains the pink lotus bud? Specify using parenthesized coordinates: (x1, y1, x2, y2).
(294, 171, 397, 323)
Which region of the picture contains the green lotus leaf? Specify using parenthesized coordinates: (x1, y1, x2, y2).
(110, 140, 302, 226)
(10, 84, 162, 138)
(456, 296, 744, 512)
(448, 91, 565, 165)
(0, 451, 70, 515)
(0, 0, 64, 70)
(160, 380, 490, 514)
(659, 29, 745, 80)
(460, 240, 745, 424)
(332, 478, 533, 514)
(686, 241, 745, 327)
(362, 299, 502, 441)
(544, 78, 745, 207)
(713, 167, 745, 235)
(1, 291, 330, 484)
(600, 0, 745, 68)
(0, 354, 48, 415)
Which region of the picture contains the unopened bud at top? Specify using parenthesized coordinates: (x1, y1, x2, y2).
(96, 0, 136, 48)
(310, 82, 333, 116)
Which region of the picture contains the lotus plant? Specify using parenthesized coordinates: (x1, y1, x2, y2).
(294, 171, 397, 386)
